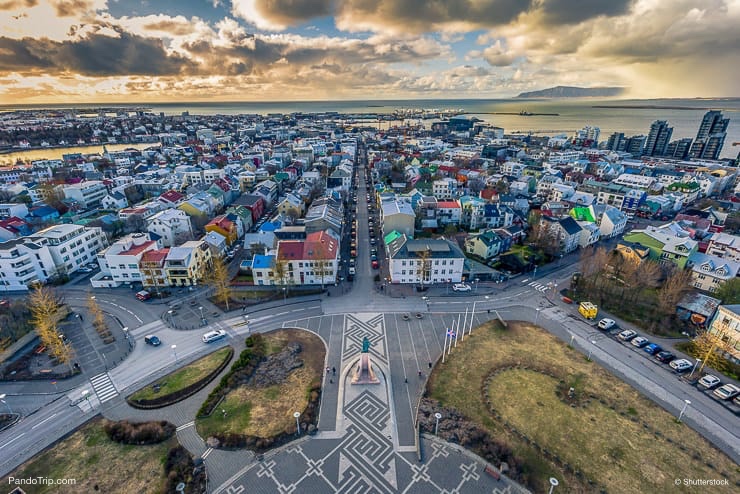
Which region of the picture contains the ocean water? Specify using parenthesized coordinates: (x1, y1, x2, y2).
(1, 98, 739, 159)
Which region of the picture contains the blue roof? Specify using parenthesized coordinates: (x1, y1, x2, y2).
(259, 221, 282, 232)
(252, 254, 274, 269)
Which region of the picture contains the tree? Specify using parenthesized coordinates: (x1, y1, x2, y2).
(272, 258, 289, 287)
(657, 268, 693, 320)
(417, 247, 432, 290)
(313, 259, 334, 289)
(714, 277, 740, 305)
(125, 214, 147, 233)
(204, 256, 232, 311)
(29, 286, 71, 367)
(694, 325, 739, 374)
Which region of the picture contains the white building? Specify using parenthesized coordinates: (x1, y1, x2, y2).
(0, 203, 29, 219)
(0, 238, 56, 290)
(147, 209, 193, 247)
(94, 233, 159, 287)
(432, 178, 457, 200)
(62, 180, 107, 208)
(32, 224, 108, 275)
(387, 235, 465, 285)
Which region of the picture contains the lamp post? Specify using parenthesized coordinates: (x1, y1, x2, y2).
(199, 306, 205, 325)
(434, 412, 442, 435)
(587, 340, 596, 361)
(294, 411, 301, 434)
(678, 399, 691, 422)
(688, 358, 701, 379)
(102, 352, 108, 370)
(171, 344, 178, 363)
(282, 287, 286, 301)
(0, 394, 12, 415)
(535, 307, 541, 325)
(548, 477, 559, 494)
(474, 278, 479, 293)
(167, 310, 173, 324)
(422, 296, 429, 310)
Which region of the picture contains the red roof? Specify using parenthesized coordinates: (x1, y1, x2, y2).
(213, 178, 230, 193)
(119, 240, 155, 256)
(207, 215, 235, 230)
(479, 189, 497, 200)
(159, 190, 185, 203)
(141, 248, 169, 264)
(437, 201, 460, 209)
(278, 240, 304, 260)
(304, 231, 338, 260)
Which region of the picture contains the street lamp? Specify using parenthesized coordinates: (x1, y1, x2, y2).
(474, 278, 479, 292)
(548, 477, 559, 494)
(434, 412, 442, 435)
(167, 310, 173, 323)
(688, 358, 701, 379)
(587, 340, 597, 361)
(199, 306, 205, 324)
(171, 344, 178, 363)
(535, 308, 541, 325)
(282, 286, 286, 301)
(122, 327, 129, 340)
(102, 352, 108, 370)
(678, 399, 691, 422)
(294, 411, 301, 434)
(0, 394, 12, 415)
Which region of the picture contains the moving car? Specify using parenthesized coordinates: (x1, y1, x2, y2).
(698, 374, 721, 389)
(644, 343, 662, 355)
(452, 283, 471, 292)
(371, 260, 379, 269)
(669, 359, 692, 372)
(617, 329, 637, 341)
(144, 335, 161, 346)
(630, 336, 649, 348)
(349, 267, 356, 275)
(202, 329, 227, 343)
(712, 383, 740, 401)
(597, 318, 616, 330)
(655, 351, 675, 363)
(415, 313, 423, 319)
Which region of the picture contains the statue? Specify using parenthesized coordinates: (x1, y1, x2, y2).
(352, 335, 380, 385)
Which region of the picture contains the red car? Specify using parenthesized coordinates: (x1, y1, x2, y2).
(371, 260, 379, 269)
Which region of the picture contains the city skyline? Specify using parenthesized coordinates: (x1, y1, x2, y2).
(0, 1, 739, 104)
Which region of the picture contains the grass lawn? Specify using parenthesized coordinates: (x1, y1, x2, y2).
(196, 329, 324, 439)
(128, 347, 231, 402)
(1, 418, 175, 494)
(427, 321, 738, 493)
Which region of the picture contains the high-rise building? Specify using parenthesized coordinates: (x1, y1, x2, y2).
(690, 110, 729, 160)
(606, 132, 625, 151)
(665, 138, 693, 160)
(644, 120, 673, 156)
(624, 135, 646, 158)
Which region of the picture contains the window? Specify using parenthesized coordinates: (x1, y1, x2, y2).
(128, 264, 138, 269)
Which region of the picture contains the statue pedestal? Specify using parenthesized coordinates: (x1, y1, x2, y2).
(351, 353, 380, 385)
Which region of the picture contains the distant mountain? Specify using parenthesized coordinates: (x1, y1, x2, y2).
(516, 86, 625, 98)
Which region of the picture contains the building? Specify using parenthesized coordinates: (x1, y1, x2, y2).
(0, 238, 56, 290)
(94, 232, 159, 287)
(644, 120, 673, 157)
(165, 240, 212, 286)
(0, 203, 29, 219)
(62, 180, 107, 209)
(32, 223, 107, 275)
(139, 248, 170, 292)
(690, 110, 729, 160)
(147, 209, 193, 247)
(540, 216, 582, 254)
(205, 214, 242, 247)
(686, 252, 740, 293)
(706, 304, 740, 364)
(380, 199, 416, 238)
(622, 225, 698, 269)
(387, 234, 465, 285)
(705, 232, 740, 263)
(465, 229, 504, 260)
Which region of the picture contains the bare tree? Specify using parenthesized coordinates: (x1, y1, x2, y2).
(204, 256, 232, 311)
(657, 268, 693, 319)
(313, 259, 334, 288)
(29, 286, 71, 367)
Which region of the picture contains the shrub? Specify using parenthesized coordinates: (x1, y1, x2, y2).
(103, 419, 175, 445)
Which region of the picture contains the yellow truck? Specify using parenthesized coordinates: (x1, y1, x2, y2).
(579, 302, 598, 320)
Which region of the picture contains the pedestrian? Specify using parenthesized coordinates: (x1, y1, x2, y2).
(404, 377, 408, 383)
(326, 366, 331, 374)
(330, 378, 333, 384)
(332, 366, 336, 375)
(418, 370, 422, 378)
(428, 361, 432, 369)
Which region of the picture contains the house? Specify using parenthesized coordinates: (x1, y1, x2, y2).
(482, 204, 514, 229)
(706, 305, 740, 364)
(380, 199, 415, 238)
(274, 230, 340, 286)
(93, 232, 159, 287)
(147, 209, 193, 247)
(686, 252, 740, 293)
(139, 248, 170, 292)
(539, 216, 582, 254)
(165, 240, 212, 286)
(101, 192, 128, 210)
(234, 194, 266, 224)
(705, 232, 740, 263)
(205, 214, 242, 247)
(436, 201, 461, 226)
(0, 203, 29, 219)
(277, 194, 305, 220)
(157, 189, 186, 208)
(203, 230, 228, 256)
(387, 234, 466, 284)
(0, 216, 32, 241)
(622, 225, 698, 268)
(458, 196, 488, 230)
(432, 178, 457, 200)
(225, 205, 254, 233)
(304, 196, 344, 236)
(465, 229, 504, 260)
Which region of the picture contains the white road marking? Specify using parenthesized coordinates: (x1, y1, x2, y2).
(0, 433, 25, 450)
(32, 413, 58, 430)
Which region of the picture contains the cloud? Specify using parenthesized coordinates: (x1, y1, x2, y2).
(536, 0, 635, 25)
(231, 0, 333, 30)
(0, 0, 37, 11)
(49, 0, 102, 17)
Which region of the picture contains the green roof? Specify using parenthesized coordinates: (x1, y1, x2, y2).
(384, 230, 403, 245)
(570, 206, 595, 223)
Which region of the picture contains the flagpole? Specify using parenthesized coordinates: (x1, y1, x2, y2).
(455, 313, 461, 347)
(447, 321, 454, 356)
(461, 307, 469, 342)
(442, 328, 448, 363)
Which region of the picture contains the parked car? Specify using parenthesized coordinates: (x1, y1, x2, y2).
(144, 335, 161, 346)
(669, 359, 692, 372)
(452, 283, 472, 292)
(415, 313, 423, 319)
(698, 374, 721, 390)
(402, 313, 410, 321)
(644, 343, 662, 355)
(655, 351, 675, 363)
(712, 383, 740, 401)
(202, 329, 227, 343)
(597, 318, 616, 330)
(630, 336, 649, 348)
(617, 329, 637, 341)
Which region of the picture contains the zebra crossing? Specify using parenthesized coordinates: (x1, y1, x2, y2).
(528, 281, 552, 292)
(89, 372, 119, 404)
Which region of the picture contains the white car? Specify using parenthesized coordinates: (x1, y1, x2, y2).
(452, 283, 472, 292)
(202, 329, 227, 343)
(697, 374, 721, 390)
(712, 383, 740, 401)
(598, 318, 616, 330)
(617, 329, 637, 341)
(630, 336, 649, 348)
(669, 359, 692, 372)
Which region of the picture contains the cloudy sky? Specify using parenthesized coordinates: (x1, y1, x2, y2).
(0, 0, 738, 103)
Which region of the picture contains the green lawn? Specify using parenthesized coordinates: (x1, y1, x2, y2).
(128, 347, 231, 402)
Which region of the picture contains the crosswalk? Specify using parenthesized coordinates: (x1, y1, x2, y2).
(90, 372, 119, 404)
(528, 281, 552, 292)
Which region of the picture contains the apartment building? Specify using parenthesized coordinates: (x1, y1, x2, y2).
(165, 240, 212, 286)
(94, 233, 159, 287)
(62, 180, 107, 209)
(33, 224, 107, 275)
(0, 238, 55, 290)
(147, 209, 193, 247)
(387, 235, 465, 285)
